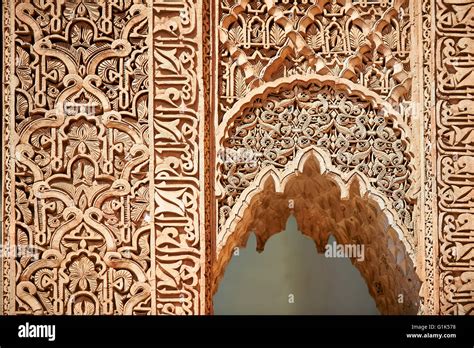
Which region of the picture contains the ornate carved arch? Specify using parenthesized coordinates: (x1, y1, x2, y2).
(213, 151, 421, 314)
(216, 74, 416, 251)
(213, 74, 420, 313)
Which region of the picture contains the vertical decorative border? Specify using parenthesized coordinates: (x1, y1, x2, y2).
(153, 0, 206, 314)
(2, 0, 14, 315)
(421, 0, 437, 315)
(0, 0, 6, 316)
(147, 0, 157, 315)
(203, 0, 216, 314)
(198, 0, 207, 314)
(435, 0, 474, 315)
(211, 0, 221, 301)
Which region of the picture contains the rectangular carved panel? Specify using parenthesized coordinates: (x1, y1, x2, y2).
(1, 0, 206, 315)
(153, 0, 206, 314)
(420, 0, 437, 315)
(434, 0, 474, 315)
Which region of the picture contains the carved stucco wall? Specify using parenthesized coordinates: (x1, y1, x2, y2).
(1, 0, 473, 315)
(2, 0, 206, 315)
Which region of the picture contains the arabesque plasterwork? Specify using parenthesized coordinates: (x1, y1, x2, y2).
(1, 0, 473, 315)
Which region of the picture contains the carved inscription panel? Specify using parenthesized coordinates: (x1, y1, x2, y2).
(434, 0, 474, 315)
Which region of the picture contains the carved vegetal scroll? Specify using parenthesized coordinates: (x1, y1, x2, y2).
(419, 0, 436, 315)
(2, 0, 206, 315)
(216, 75, 416, 253)
(4, 0, 153, 315)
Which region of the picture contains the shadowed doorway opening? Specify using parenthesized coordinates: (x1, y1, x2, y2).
(213, 216, 379, 315)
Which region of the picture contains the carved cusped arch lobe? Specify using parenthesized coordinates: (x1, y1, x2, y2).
(212, 152, 421, 314)
(214, 74, 420, 314)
